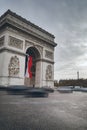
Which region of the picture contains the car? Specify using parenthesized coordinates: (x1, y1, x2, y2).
(72, 86, 81, 91)
(0, 86, 7, 91)
(57, 86, 73, 93)
(7, 86, 49, 97)
(25, 88, 49, 97)
(42, 87, 54, 93)
(80, 87, 87, 92)
(7, 85, 30, 95)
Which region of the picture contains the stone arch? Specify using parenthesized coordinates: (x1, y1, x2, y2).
(25, 45, 43, 59)
(24, 46, 41, 87)
(34, 45, 43, 58)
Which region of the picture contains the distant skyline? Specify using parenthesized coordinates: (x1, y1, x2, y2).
(0, 0, 87, 81)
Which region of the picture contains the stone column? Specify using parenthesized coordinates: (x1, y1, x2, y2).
(35, 61, 42, 87)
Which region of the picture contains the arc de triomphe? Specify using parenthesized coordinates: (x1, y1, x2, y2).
(0, 10, 57, 88)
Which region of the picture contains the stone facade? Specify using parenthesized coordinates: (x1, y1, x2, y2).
(0, 36, 4, 47)
(0, 10, 57, 87)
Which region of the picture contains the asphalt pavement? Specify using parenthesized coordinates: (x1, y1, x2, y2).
(0, 90, 87, 130)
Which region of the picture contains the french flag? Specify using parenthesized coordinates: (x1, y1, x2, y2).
(25, 55, 33, 78)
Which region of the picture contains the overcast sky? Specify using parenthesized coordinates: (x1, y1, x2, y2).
(0, 0, 87, 81)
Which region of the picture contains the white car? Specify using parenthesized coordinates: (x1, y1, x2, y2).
(57, 86, 73, 93)
(73, 86, 81, 91)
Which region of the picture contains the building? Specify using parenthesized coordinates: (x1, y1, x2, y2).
(0, 10, 57, 87)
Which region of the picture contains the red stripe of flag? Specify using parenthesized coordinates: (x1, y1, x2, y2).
(28, 56, 32, 78)
(25, 56, 32, 78)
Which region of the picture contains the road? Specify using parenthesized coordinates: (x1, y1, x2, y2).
(0, 90, 87, 130)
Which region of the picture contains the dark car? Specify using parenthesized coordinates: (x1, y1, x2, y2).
(25, 88, 49, 97)
(42, 87, 54, 93)
(7, 86, 49, 97)
(7, 85, 30, 95)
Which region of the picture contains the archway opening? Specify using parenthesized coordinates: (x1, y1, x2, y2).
(24, 47, 41, 87)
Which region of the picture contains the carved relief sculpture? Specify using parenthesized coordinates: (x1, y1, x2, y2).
(8, 55, 20, 76)
(9, 36, 23, 49)
(45, 65, 52, 80)
(45, 50, 53, 59)
(0, 36, 4, 47)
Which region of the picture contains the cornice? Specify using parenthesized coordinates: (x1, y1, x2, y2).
(0, 47, 26, 56)
(0, 76, 23, 79)
(36, 58, 54, 64)
(0, 10, 57, 47)
(0, 10, 55, 38)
